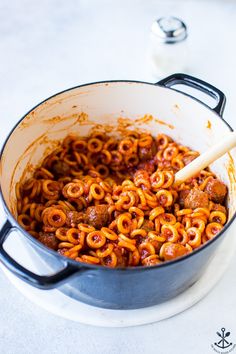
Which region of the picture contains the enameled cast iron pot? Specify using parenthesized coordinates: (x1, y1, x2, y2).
(0, 74, 236, 309)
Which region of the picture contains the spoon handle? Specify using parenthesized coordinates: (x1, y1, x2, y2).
(174, 131, 236, 186)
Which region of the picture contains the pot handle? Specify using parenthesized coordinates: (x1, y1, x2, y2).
(0, 220, 83, 289)
(157, 73, 226, 116)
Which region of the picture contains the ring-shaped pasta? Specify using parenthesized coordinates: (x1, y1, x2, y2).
(86, 231, 106, 249)
(17, 214, 31, 230)
(58, 200, 76, 211)
(185, 243, 193, 253)
(100, 149, 112, 164)
(162, 171, 175, 188)
(81, 254, 100, 264)
(142, 254, 162, 266)
(118, 139, 134, 154)
(176, 209, 192, 217)
(154, 218, 161, 233)
(129, 207, 144, 217)
(156, 134, 169, 150)
(118, 240, 136, 252)
(117, 213, 132, 234)
(209, 211, 226, 225)
(66, 228, 81, 245)
(205, 222, 223, 240)
(63, 154, 78, 166)
(128, 248, 140, 266)
(187, 227, 202, 248)
(111, 151, 123, 164)
(101, 227, 118, 241)
(143, 190, 157, 202)
(23, 179, 36, 191)
(161, 224, 179, 243)
(42, 180, 60, 196)
(138, 242, 156, 260)
(63, 182, 84, 198)
(137, 188, 147, 207)
(101, 137, 116, 150)
(182, 216, 192, 229)
(101, 252, 117, 268)
(118, 233, 136, 245)
(99, 180, 113, 193)
(171, 157, 184, 170)
(78, 223, 95, 233)
(150, 171, 165, 190)
(115, 196, 130, 211)
(96, 243, 114, 258)
(138, 135, 152, 148)
(69, 244, 83, 252)
(148, 231, 166, 243)
(130, 228, 147, 239)
(163, 146, 178, 161)
(87, 138, 103, 153)
(34, 205, 45, 222)
(191, 218, 206, 233)
(90, 183, 105, 200)
(64, 244, 82, 258)
(15, 182, 22, 200)
(64, 250, 79, 259)
(21, 203, 31, 215)
(149, 206, 165, 221)
(96, 165, 110, 178)
(47, 209, 66, 227)
(156, 189, 173, 207)
(159, 213, 176, 225)
(58, 242, 74, 248)
(55, 227, 69, 241)
(178, 228, 189, 245)
(124, 154, 139, 167)
(72, 139, 87, 152)
(28, 180, 40, 199)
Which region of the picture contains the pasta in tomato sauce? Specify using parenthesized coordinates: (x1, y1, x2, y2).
(16, 130, 228, 267)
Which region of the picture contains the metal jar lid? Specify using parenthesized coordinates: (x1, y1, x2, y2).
(151, 17, 187, 44)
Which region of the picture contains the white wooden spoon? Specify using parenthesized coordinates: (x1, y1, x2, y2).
(174, 131, 236, 186)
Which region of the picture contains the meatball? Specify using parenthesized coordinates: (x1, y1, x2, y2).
(133, 169, 150, 189)
(65, 211, 84, 227)
(184, 189, 209, 209)
(51, 160, 70, 176)
(138, 141, 157, 161)
(85, 204, 110, 229)
(204, 178, 227, 204)
(178, 189, 190, 208)
(38, 232, 59, 250)
(160, 242, 188, 261)
(137, 160, 156, 174)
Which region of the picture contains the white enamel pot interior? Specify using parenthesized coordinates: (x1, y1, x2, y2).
(0, 74, 236, 309)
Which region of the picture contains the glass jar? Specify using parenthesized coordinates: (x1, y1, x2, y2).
(148, 17, 188, 78)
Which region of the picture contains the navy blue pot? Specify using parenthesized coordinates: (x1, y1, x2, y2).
(0, 74, 235, 309)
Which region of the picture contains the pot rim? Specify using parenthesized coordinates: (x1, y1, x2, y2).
(0, 79, 235, 272)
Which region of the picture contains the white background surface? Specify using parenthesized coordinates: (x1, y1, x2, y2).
(0, 1, 236, 353)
